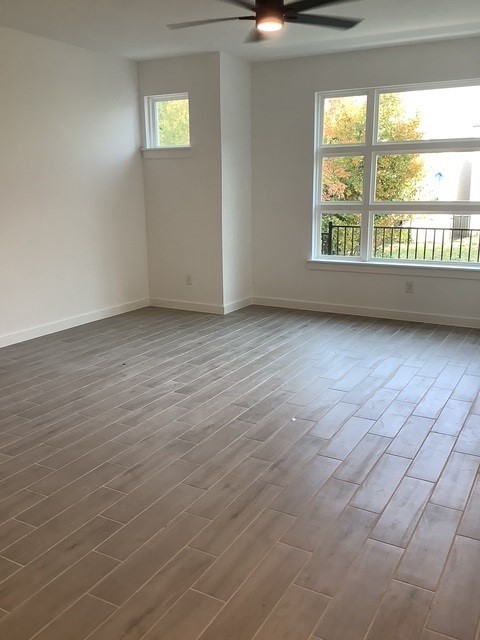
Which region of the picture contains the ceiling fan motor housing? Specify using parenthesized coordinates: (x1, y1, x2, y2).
(255, 0, 285, 30)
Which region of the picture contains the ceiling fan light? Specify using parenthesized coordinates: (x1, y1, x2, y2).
(257, 15, 284, 32)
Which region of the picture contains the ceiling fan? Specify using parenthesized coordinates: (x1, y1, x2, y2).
(167, 0, 362, 43)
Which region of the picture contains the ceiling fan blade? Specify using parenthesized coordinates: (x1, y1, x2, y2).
(167, 16, 251, 30)
(245, 28, 269, 43)
(217, 0, 256, 10)
(285, 0, 358, 12)
(286, 13, 362, 29)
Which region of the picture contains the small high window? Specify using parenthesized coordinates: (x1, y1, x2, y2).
(144, 93, 190, 149)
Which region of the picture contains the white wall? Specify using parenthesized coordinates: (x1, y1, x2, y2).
(139, 52, 253, 314)
(2, 30, 479, 345)
(139, 53, 225, 313)
(0, 27, 149, 346)
(220, 53, 253, 310)
(252, 36, 480, 326)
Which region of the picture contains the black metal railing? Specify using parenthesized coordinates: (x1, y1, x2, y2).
(322, 222, 361, 256)
(321, 222, 480, 262)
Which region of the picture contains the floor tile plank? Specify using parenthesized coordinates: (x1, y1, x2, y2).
(309, 401, 359, 439)
(296, 505, 377, 596)
(250, 418, 315, 463)
(186, 456, 271, 520)
(365, 580, 433, 640)
(427, 536, 480, 640)
(92, 511, 209, 605)
(191, 480, 282, 556)
(458, 476, 480, 540)
(105, 438, 194, 493)
(430, 451, 479, 511)
(141, 590, 223, 640)
(313, 539, 403, 640)
(432, 399, 471, 436)
(369, 400, 415, 438)
(350, 454, 411, 513)
(320, 417, 376, 461)
(333, 434, 391, 484)
(269, 455, 340, 516)
(259, 434, 327, 488)
(0, 552, 118, 640)
(0, 490, 45, 524)
(3, 487, 122, 565)
(0, 516, 120, 611)
(281, 477, 358, 552)
(395, 503, 462, 591)
(454, 414, 480, 456)
(101, 458, 199, 524)
(254, 584, 329, 640)
(31, 594, 117, 640)
(86, 547, 215, 640)
(16, 461, 126, 526)
(370, 476, 433, 547)
(406, 433, 456, 483)
(194, 509, 294, 601)
(97, 482, 204, 561)
(184, 437, 261, 490)
(196, 543, 310, 640)
(387, 416, 434, 459)
(0, 519, 34, 553)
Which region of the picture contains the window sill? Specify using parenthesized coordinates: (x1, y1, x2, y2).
(307, 259, 480, 280)
(141, 147, 193, 159)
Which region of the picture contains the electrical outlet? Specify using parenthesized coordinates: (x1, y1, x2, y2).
(405, 281, 414, 294)
(186, 274, 193, 286)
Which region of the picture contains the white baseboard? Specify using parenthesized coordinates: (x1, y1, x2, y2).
(0, 299, 150, 348)
(149, 298, 224, 315)
(223, 298, 254, 314)
(253, 296, 480, 329)
(4, 293, 474, 349)
(150, 297, 253, 316)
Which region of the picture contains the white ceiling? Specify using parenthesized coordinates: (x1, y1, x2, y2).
(0, 0, 480, 62)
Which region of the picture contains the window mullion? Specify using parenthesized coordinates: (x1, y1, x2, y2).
(374, 140, 480, 154)
(152, 100, 160, 147)
(144, 97, 155, 149)
(312, 94, 324, 258)
(369, 202, 480, 212)
(360, 89, 377, 262)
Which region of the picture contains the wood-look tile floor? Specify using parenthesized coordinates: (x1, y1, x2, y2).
(0, 306, 479, 640)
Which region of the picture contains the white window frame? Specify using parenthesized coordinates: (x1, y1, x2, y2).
(144, 92, 191, 150)
(311, 80, 480, 269)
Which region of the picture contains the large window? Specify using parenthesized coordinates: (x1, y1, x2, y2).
(144, 93, 191, 149)
(313, 83, 480, 266)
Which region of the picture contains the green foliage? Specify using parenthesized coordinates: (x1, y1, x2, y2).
(321, 93, 425, 230)
(157, 99, 190, 147)
(377, 93, 422, 143)
(323, 96, 367, 145)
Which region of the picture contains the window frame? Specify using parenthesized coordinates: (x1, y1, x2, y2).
(312, 80, 480, 269)
(144, 92, 191, 150)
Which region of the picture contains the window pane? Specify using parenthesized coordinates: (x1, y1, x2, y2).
(318, 213, 361, 257)
(375, 152, 480, 202)
(322, 156, 364, 201)
(378, 87, 480, 142)
(157, 98, 190, 147)
(372, 213, 480, 263)
(322, 95, 367, 145)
